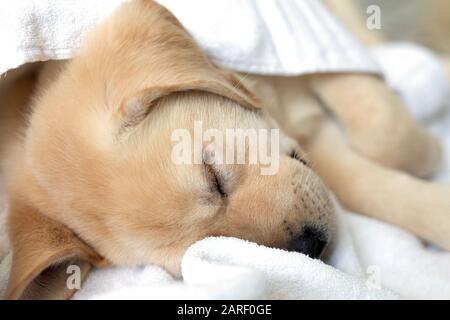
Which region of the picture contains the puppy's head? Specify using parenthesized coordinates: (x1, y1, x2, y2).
(5, 0, 335, 299)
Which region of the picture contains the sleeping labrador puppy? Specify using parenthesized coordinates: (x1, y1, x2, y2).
(1, 0, 448, 299)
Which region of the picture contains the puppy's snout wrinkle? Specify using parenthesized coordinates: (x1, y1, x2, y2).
(289, 226, 327, 258)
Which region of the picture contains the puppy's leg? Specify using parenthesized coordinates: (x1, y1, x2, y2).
(305, 116, 450, 250)
(260, 76, 449, 249)
(308, 73, 442, 178)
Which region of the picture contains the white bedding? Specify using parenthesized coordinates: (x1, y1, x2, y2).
(1, 0, 450, 300)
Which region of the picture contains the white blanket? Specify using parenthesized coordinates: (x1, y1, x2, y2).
(1, 0, 450, 300)
(0, 0, 380, 77)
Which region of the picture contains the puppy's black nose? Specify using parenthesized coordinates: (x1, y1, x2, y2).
(289, 227, 327, 258)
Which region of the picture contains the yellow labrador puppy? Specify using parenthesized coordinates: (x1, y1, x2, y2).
(0, 0, 447, 299)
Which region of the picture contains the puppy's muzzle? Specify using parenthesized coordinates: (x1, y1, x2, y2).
(289, 226, 327, 259)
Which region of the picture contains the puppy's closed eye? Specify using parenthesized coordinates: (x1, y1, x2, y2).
(289, 149, 309, 167)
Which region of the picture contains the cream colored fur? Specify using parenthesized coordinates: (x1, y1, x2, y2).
(0, 0, 448, 300)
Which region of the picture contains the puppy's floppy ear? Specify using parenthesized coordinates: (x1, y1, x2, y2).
(118, 69, 262, 130)
(5, 201, 106, 300)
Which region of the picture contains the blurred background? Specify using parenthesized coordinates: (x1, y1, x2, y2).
(359, 0, 449, 53)
(327, 0, 450, 57)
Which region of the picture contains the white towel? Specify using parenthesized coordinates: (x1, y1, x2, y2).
(0, 0, 380, 77)
(371, 43, 450, 121)
(74, 205, 398, 300)
(0, 0, 126, 76)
